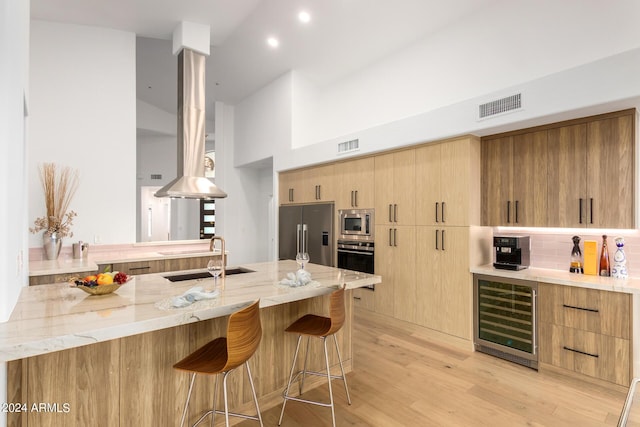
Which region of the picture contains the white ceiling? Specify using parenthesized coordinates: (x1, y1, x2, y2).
(31, 0, 499, 117)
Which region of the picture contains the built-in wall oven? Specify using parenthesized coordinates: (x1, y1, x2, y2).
(473, 274, 538, 369)
(337, 209, 375, 289)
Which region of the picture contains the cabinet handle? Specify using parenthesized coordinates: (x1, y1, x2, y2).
(394, 228, 398, 247)
(389, 228, 393, 247)
(563, 346, 599, 358)
(579, 198, 583, 224)
(130, 266, 150, 271)
(435, 202, 439, 223)
(515, 200, 519, 224)
(351, 191, 354, 207)
(353, 296, 362, 301)
(562, 304, 599, 313)
(394, 204, 398, 223)
(532, 289, 537, 355)
(441, 229, 445, 251)
(389, 204, 393, 222)
(442, 202, 446, 223)
(507, 201, 511, 223)
(590, 198, 594, 224)
(355, 190, 359, 207)
(435, 229, 439, 250)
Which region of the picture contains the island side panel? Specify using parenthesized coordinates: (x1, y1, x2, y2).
(7, 293, 354, 426)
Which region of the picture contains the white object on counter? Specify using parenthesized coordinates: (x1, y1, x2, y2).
(171, 286, 219, 307)
(279, 269, 316, 287)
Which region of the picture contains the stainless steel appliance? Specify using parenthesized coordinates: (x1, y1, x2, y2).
(338, 209, 374, 241)
(493, 235, 530, 270)
(279, 203, 334, 267)
(337, 240, 375, 289)
(473, 274, 538, 369)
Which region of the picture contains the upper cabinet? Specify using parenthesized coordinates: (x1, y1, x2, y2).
(335, 157, 375, 210)
(482, 109, 635, 229)
(482, 131, 548, 227)
(417, 136, 481, 227)
(279, 164, 335, 205)
(374, 149, 416, 225)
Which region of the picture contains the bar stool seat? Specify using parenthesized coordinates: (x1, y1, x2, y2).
(278, 285, 351, 427)
(174, 300, 263, 427)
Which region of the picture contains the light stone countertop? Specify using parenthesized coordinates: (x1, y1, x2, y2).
(2, 260, 381, 362)
(472, 264, 640, 294)
(29, 249, 225, 277)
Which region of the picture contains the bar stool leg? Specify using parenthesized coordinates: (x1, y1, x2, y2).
(180, 373, 197, 427)
(222, 371, 231, 427)
(299, 336, 311, 395)
(245, 360, 264, 426)
(211, 374, 219, 427)
(333, 334, 351, 405)
(323, 337, 336, 427)
(279, 335, 303, 426)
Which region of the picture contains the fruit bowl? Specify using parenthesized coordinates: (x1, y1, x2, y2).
(71, 272, 131, 296)
(76, 283, 122, 295)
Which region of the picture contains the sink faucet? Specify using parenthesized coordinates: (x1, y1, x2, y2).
(209, 236, 226, 279)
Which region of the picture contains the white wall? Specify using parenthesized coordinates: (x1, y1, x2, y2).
(234, 72, 292, 167)
(29, 21, 136, 248)
(1, 1, 30, 424)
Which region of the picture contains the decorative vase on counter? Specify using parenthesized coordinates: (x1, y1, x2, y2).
(612, 237, 628, 279)
(569, 235, 583, 274)
(43, 232, 62, 260)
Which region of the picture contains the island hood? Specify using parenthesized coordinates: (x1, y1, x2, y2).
(155, 47, 227, 199)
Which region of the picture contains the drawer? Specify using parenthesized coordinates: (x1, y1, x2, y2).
(538, 283, 631, 339)
(539, 322, 630, 386)
(110, 260, 165, 275)
(29, 270, 97, 286)
(352, 287, 375, 311)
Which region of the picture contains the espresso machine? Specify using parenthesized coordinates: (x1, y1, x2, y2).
(493, 235, 530, 270)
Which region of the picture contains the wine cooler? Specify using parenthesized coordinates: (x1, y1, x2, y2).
(473, 274, 538, 369)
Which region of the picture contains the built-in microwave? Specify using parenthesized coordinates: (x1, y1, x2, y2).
(338, 209, 374, 241)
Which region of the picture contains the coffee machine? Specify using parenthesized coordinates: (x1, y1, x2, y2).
(493, 235, 530, 270)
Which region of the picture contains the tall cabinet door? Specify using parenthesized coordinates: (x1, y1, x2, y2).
(438, 226, 471, 339)
(547, 124, 587, 227)
(392, 226, 417, 323)
(587, 115, 634, 228)
(440, 138, 475, 226)
(374, 224, 394, 317)
(415, 144, 441, 226)
(415, 226, 443, 330)
(481, 136, 513, 226)
(512, 131, 548, 227)
(374, 153, 394, 225)
(393, 150, 416, 225)
(336, 157, 375, 210)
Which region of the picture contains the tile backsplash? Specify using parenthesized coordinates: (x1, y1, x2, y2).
(492, 229, 640, 277)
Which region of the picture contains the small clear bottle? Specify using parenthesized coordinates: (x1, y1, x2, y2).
(599, 235, 611, 277)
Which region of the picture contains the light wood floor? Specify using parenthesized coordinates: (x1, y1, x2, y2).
(238, 308, 627, 426)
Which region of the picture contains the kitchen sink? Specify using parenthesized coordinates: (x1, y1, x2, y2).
(163, 267, 254, 282)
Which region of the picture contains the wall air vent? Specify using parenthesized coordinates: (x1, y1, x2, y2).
(337, 139, 359, 154)
(151, 174, 162, 180)
(478, 93, 522, 119)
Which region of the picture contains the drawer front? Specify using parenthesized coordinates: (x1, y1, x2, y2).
(29, 271, 97, 286)
(539, 283, 630, 339)
(539, 322, 630, 386)
(111, 260, 165, 275)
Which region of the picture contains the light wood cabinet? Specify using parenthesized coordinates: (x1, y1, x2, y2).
(304, 163, 335, 203)
(481, 130, 548, 226)
(335, 157, 375, 210)
(483, 109, 635, 228)
(538, 282, 632, 386)
(416, 137, 480, 226)
(374, 149, 415, 225)
(416, 226, 471, 339)
(374, 224, 416, 322)
(279, 169, 305, 205)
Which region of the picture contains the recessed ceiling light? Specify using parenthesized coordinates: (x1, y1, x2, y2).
(267, 37, 279, 48)
(298, 11, 311, 23)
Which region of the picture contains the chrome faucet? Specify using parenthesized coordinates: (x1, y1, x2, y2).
(209, 236, 226, 279)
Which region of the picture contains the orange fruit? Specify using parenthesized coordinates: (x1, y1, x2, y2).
(84, 275, 97, 282)
(97, 274, 114, 285)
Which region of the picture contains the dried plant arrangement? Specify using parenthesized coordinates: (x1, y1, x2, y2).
(29, 163, 79, 238)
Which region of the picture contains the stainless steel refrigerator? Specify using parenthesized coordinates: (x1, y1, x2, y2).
(279, 203, 334, 267)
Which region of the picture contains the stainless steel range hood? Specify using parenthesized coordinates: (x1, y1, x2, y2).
(155, 48, 227, 199)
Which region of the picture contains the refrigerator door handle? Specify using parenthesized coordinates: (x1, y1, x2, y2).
(296, 224, 302, 254)
(302, 224, 308, 254)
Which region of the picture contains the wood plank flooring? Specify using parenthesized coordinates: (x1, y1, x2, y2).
(237, 308, 627, 426)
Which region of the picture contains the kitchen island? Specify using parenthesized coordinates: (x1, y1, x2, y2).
(4, 260, 380, 427)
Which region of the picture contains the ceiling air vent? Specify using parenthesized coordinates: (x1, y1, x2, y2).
(478, 93, 522, 119)
(337, 139, 359, 154)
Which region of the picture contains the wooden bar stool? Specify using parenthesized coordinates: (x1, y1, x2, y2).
(278, 285, 351, 427)
(173, 300, 263, 427)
